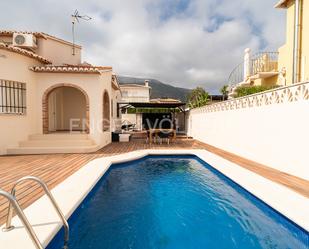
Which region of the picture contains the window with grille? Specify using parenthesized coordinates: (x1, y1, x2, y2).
(0, 80, 26, 114)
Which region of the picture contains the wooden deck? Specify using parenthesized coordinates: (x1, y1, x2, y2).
(0, 138, 308, 226)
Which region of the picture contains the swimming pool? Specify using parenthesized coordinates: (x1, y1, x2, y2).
(47, 155, 309, 249)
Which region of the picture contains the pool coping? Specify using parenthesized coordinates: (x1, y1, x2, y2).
(0, 149, 308, 248)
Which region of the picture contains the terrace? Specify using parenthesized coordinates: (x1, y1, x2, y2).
(0, 137, 308, 227)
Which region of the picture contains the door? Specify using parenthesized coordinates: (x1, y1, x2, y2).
(48, 92, 57, 132)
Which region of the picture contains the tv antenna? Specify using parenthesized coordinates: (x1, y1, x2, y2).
(71, 9, 92, 55)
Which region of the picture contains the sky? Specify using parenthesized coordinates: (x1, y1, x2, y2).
(1, 0, 286, 93)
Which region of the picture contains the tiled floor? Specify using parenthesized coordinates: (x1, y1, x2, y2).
(0, 138, 308, 226)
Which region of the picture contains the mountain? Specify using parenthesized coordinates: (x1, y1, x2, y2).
(117, 76, 191, 102)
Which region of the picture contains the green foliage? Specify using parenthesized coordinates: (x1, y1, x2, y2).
(187, 87, 210, 108)
(220, 85, 229, 101)
(235, 85, 279, 98)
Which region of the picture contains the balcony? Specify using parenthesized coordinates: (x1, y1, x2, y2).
(228, 51, 279, 87)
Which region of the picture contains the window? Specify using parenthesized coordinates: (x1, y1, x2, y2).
(0, 80, 26, 114)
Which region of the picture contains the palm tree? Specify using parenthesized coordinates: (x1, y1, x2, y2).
(187, 87, 210, 108)
(220, 85, 229, 101)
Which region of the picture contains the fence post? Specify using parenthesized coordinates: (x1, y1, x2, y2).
(244, 48, 251, 82)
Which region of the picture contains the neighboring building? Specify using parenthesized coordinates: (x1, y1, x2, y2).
(0, 30, 121, 155)
(228, 0, 308, 96)
(228, 49, 280, 97)
(276, 0, 309, 84)
(119, 80, 186, 132)
(119, 80, 151, 130)
(120, 80, 151, 103)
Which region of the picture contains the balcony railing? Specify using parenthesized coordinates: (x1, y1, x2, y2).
(228, 52, 279, 86)
(228, 62, 244, 86)
(251, 52, 279, 76)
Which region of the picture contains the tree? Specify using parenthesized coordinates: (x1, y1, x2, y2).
(187, 87, 210, 108)
(220, 85, 229, 101)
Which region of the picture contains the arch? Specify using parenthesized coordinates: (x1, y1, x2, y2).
(103, 90, 110, 131)
(42, 83, 90, 134)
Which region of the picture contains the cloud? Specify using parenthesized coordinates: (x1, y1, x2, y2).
(1, 0, 285, 93)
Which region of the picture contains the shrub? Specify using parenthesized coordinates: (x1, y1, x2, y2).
(235, 85, 279, 98)
(187, 87, 210, 108)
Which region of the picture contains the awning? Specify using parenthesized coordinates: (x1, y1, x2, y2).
(118, 102, 186, 109)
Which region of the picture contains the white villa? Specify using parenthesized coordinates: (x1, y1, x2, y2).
(0, 31, 122, 155)
(0, 3, 309, 248)
(119, 80, 151, 131)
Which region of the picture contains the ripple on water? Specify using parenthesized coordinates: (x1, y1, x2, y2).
(47, 156, 309, 249)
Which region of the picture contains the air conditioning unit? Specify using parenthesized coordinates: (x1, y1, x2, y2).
(12, 33, 37, 48)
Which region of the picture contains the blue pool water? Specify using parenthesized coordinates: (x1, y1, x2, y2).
(47, 155, 309, 249)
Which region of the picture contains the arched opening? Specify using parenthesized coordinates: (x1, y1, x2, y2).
(103, 90, 110, 131)
(43, 84, 89, 134)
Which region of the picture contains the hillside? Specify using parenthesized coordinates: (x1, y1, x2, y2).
(118, 76, 191, 102)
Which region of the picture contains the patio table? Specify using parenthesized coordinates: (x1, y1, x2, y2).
(148, 129, 176, 144)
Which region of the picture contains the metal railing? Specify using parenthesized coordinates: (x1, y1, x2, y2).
(251, 52, 279, 76)
(227, 62, 244, 86)
(228, 52, 279, 85)
(0, 190, 44, 249)
(2, 176, 69, 249)
(0, 79, 27, 115)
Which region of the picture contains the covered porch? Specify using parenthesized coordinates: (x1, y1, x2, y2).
(117, 100, 187, 143)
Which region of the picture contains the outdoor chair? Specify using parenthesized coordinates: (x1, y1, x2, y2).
(158, 131, 172, 145)
(146, 130, 157, 144)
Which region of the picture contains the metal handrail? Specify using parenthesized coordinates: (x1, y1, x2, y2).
(228, 51, 279, 85)
(0, 189, 44, 249)
(250, 52, 279, 76)
(228, 61, 245, 86)
(4, 176, 69, 249)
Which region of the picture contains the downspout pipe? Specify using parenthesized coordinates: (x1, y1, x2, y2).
(293, 0, 302, 83)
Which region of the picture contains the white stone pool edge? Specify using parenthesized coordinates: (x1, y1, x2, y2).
(0, 149, 308, 249)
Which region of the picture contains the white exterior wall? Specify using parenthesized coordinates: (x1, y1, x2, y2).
(111, 88, 122, 131)
(120, 85, 150, 131)
(188, 82, 309, 180)
(36, 37, 82, 65)
(35, 72, 113, 147)
(0, 50, 41, 154)
(0, 39, 115, 155)
(120, 85, 150, 103)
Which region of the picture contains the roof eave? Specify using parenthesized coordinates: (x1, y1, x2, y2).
(274, 0, 289, 8)
(0, 44, 52, 64)
(112, 74, 121, 90)
(0, 30, 82, 49)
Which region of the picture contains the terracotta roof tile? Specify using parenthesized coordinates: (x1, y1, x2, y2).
(30, 65, 112, 74)
(0, 30, 46, 38)
(0, 42, 52, 64)
(0, 30, 81, 48)
(150, 98, 181, 103)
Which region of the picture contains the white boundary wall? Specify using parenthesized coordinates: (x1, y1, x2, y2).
(188, 82, 309, 180)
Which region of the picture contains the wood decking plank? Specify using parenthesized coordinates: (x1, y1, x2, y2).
(0, 139, 308, 226)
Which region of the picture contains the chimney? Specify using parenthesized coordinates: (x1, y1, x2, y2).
(144, 80, 149, 87)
